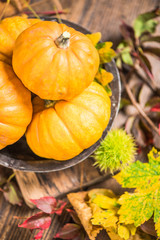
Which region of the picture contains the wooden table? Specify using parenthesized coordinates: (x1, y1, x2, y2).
(0, 0, 159, 239)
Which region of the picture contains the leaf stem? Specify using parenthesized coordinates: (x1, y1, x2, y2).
(7, 172, 15, 183)
(120, 71, 160, 135)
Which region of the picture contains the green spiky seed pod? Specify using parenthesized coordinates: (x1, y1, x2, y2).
(94, 129, 137, 173)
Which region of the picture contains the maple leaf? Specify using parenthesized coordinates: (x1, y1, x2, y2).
(114, 147, 160, 191)
(114, 148, 160, 237)
(30, 196, 67, 214)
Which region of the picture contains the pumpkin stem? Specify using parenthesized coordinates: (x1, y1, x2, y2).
(54, 31, 71, 49)
(44, 100, 56, 108)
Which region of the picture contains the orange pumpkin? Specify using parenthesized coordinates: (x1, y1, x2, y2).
(12, 21, 99, 100)
(0, 57, 32, 150)
(26, 82, 111, 160)
(0, 15, 40, 57)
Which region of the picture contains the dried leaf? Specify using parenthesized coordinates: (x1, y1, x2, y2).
(120, 98, 131, 110)
(54, 223, 81, 239)
(3, 182, 22, 206)
(143, 47, 160, 58)
(133, 7, 160, 37)
(66, 209, 81, 225)
(120, 21, 135, 43)
(18, 212, 51, 230)
(30, 196, 67, 215)
(137, 50, 154, 81)
(150, 103, 160, 112)
(67, 192, 102, 240)
(140, 34, 160, 43)
(86, 32, 101, 46)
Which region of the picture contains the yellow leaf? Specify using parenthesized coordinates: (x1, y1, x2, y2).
(92, 194, 117, 209)
(86, 32, 101, 46)
(91, 209, 118, 228)
(118, 225, 130, 240)
(88, 188, 116, 199)
(127, 224, 136, 236)
(95, 68, 113, 86)
(106, 227, 124, 240)
(98, 42, 116, 63)
(155, 219, 160, 237)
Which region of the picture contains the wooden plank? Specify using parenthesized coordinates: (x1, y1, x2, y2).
(15, 158, 105, 208)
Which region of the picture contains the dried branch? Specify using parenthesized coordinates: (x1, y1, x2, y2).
(120, 71, 159, 135)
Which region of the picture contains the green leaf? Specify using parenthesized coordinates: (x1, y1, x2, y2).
(133, 8, 160, 37)
(115, 148, 160, 237)
(96, 42, 106, 49)
(118, 192, 154, 227)
(116, 57, 122, 69)
(114, 148, 160, 191)
(121, 52, 133, 66)
(104, 84, 112, 96)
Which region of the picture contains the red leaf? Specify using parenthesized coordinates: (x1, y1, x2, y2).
(34, 229, 44, 239)
(54, 223, 81, 239)
(66, 209, 81, 225)
(150, 103, 160, 112)
(53, 200, 67, 215)
(30, 196, 67, 215)
(30, 196, 57, 214)
(18, 212, 51, 230)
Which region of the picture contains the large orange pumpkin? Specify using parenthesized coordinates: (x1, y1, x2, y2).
(0, 56, 32, 150)
(12, 21, 99, 100)
(26, 82, 111, 160)
(0, 15, 40, 57)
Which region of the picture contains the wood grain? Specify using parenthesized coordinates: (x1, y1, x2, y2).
(0, 0, 159, 239)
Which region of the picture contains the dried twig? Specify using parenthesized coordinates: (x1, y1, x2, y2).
(120, 71, 160, 135)
(0, 0, 10, 20)
(23, 9, 68, 16)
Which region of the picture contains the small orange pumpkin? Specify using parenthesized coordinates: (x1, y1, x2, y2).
(0, 15, 40, 57)
(12, 21, 99, 100)
(0, 56, 32, 150)
(26, 82, 111, 160)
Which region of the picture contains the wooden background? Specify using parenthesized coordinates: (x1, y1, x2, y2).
(0, 0, 159, 239)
